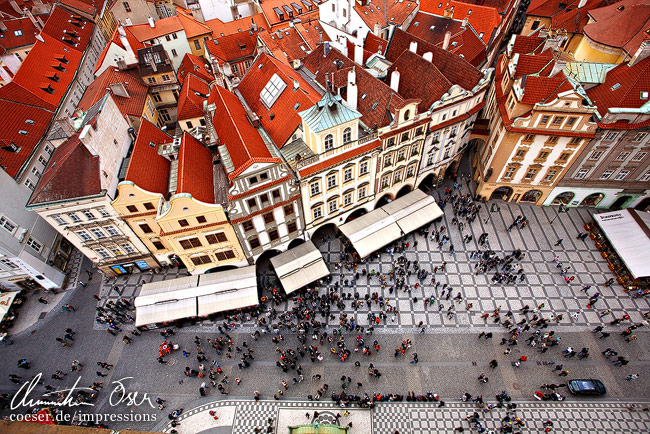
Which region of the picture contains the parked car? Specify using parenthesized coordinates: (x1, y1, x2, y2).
(567, 379, 606, 396)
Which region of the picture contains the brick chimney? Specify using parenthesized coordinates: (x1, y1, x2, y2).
(442, 31, 451, 50)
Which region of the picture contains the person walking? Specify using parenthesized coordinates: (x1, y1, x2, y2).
(625, 374, 639, 381)
(554, 239, 564, 246)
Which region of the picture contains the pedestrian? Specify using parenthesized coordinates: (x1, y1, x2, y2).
(625, 374, 639, 381)
(96, 371, 107, 377)
(489, 359, 498, 368)
(554, 239, 563, 246)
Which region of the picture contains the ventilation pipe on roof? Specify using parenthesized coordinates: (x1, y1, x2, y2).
(390, 70, 400, 93)
(409, 41, 417, 53)
(354, 42, 364, 65)
(442, 31, 451, 50)
(461, 17, 468, 28)
(443, 7, 453, 18)
(373, 23, 381, 37)
(347, 67, 357, 109)
(577, 0, 587, 7)
(423, 51, 433, 62)
(148, 16, 155, 28)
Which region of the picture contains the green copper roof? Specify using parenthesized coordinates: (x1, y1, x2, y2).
(299, 91, 361, 133)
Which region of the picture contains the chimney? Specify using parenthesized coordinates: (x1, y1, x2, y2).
(148, 16, 155, 28)
(577, 0, 587, 7)
(118, 26, 134, 57)
(347, 67, 357, 110)
(630, 40, 650, 66)
(461, 17, 469, 28)
(423, 51, 433, 62)
(443, 7, 453, 18)
(409, 41, 418, 53)
(110, 82, 130, 98)
(354, 43, 364, 65)
(390, 70, 400, 92)
(442, 31, 451, 50)
(373, 22, 381, 37)
(338, 36, 348, 56)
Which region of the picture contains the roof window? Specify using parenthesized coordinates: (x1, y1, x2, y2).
(371, 102, 379, 110)
(260, 73, 287, 108)
(611, 83, 621, 91)
(14, 30, 22, 37)
(641, 91, 649, 100)
(18, 130, 28, 135)
(25, 119, 34, 124)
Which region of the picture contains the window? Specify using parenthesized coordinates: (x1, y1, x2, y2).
(76, 230, 92, 241)
(604, 132, 618, 141)
(283, 204, 294, 216)
(172, 33, 177, 39)
(123, 1, 131, 11)
(406, 166, 415, 178)
(343, 127, 352, 144)
(268, 229, 279, 241)
(310, 182, 320, 196)
(14, 29, 23, 36)
(539, 115, 550, 125)
(105, 226, 120, 236)
(263, 212, 274, 224)
(615, 152, 630, 161)
(381, 175, 390, 189)
(358, 185, 367, 199)
(260, 193, 269, 205)
(247, 198, 257, 209)
(153, 240, 165, 250)
(632, 151, 647, 161)
(575, 168, 589, 179)
(191, 255, 211, 265)
(537, 151, 549, 159)
(151, 92, 162, 103)
(185, 121, 193, 129)
(327, 174, 337, 190)
(515, 150, 526, 158)
(394, 171, 402, 183)
(427, 153, 435, 166)
(126, 205, 138, 213)
(215, 250, 236, 261)
(206, 232, 227, 244)
(31, 167, 40, 178)
(524, 134, 535, 142)
(524, 168, 537, 179)
(328, 199, 337, 213)
(194, 39, 201, 50)
(0, 259, 19, 270)
(590, 151, 603, 160)
(386, 137, 395, 147)
(558, 152, 570, 161)
(26, 237, 42, 253)
(416, 127, 424, 136)
(45, 145, 53, 154)
(95, 248, 110, 259)
(178, 219, 189, 227)
(344, 191, 353, 206)
(249, 237, 261, 249)
(52, 214, 66, 225)
(641, 171, 650, 181)
(324, 134, 334, 151)
(287, 221, 297, 233)
(633, 132, 647, 142)
(503, 167, 516, 179)
(544, 170, 558, 182)
(569, 137, 581, 145)
(83, 210, 95, 220)
(67, 212, 81, 223)
(171, 49, 178, 57)
(260, 172, 269, 181)
(547, 136, 559, 144)
(384, 155, 392, 167)
(398, 149, 406, 161)
(566, 117, 577, 127)
(147, 77, 157, 84)
(90, 228, 106, 239)
(553, 118, 565, 127)
(344, 167, 353, 182)
(139, 223, 153, 234)
(38, 155, 47, 166)
(411, 144, 419, 157)
(260, 73, 287, 108)
(272, 189, 281, 200)
(160, 109, 171, 122)
(531, 20, 540, 30)
(179, 237, 202, 249)
(97, 208, 110, 217)
(249, 176, 258, 185)
(24, 179, 35, 190)
(111, 246, 124, 256)
(242, 220, 254, 232)
(313, 206, 323, 220)
(614, 170, 629, 180)
(359, 161, 369, 175)
(600, 170, 614, 179)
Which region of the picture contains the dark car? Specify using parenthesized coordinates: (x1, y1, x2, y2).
(567, 379, 606, 396)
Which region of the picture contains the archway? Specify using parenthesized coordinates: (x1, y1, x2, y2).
(255, 249, 282, 294)
(375, 194, 392, 209)
(551, 191, 575, 205)
(418, 173, 438, 192)
(395, 184, 413, 199)
(490, 186, 513, 201)
(311, 223, 338, 248)
(205, 264, 238, 274)
(580, 193, 605, 207)
(520, 189, 542, 203)
(345, 208, 367, 223)
(609, 195, 632, 210)
(287, 238, 306, 250)
(444, 160, 459, 180)
(635, 197, 650, 211)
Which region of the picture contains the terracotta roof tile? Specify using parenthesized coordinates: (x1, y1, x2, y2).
(0, 17, 39, 50)
(364, 31, 387, 55)
(510, 33, 546, 55)
(28, 131, 101, 206)
(386, 28, 483, 91)
(205, 31, 258, 63)
(77, 67, 148, 118)
(259, 0, 319, 26)
(512, 51, 555, 78)
(127, 16, 184, 42)
(294, 19, 328, 48)
(387, 49, 453, 111)
(454, 0, 511, 13)
(176, 132, 214, 204)
(258, 26, 314, 65)
(176, 8, 212, 38)
(39, 5, 93, 52)
(59, 0, 97, 15)
(551, 0, 612, 33)
(419, 0, 501, 44)
(177, 53, 214, 85)
(583, 0, 650, 56)
(177, 73, 209, 120)
(125, 119, 172, 194)
(210, 84, 280, 180)
(520, 74, 574, 105)
(238, 52, 321, 147)
(354, 0, 417, 29)
(587, 55, 650, 113)
(94, 26, 145, 74)
(205, 13, 270, 37)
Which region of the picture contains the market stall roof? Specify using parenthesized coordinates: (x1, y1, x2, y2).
(138, 275, 199, 297)
(0, 291, 20, 323)
(593, 209, 650, 279)
(270, 240, 330, 294)
(339, 189, 443, 258)
(135, 298, 197, 327)
(197, 267, 258, 316)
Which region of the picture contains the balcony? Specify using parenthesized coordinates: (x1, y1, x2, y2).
(297, 132, 379, 170)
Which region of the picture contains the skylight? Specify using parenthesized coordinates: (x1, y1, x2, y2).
(611, 83, 621, 91)
(641, 91, 649, 100)
(260, 73, 287, 108)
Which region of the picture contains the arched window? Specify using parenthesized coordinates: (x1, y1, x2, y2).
(324, 134, 334, 151)
(404, 109, 411, 121)
(343, 127, 352, 144)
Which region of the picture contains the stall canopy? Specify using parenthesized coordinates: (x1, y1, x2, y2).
(593, 209, 650, 279)
(0, 291, 20, 323)
(339, 189, 443, 258)
(135, 266, 258, 327)
(270, 240, 330, 294)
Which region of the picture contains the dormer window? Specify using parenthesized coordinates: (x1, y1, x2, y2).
(41, 84, 55, 94)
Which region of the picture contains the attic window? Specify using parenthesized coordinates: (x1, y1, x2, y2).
(47, 73, 60, 82)
(641, 91, 649, 100)
(52, 64, 66, 72)
(438, 2, 442, 6)
(361, 93, 367, 100)
(25, 119, 34, 124)
(18, 130, 28, 135)
(371, 102, 379, 110)
(413, 21, 419, 26)
(14, 30, 23, 37)
(149, 141, 156, 148)
(646, 29, 650, 37)
(294, 102, 301, 110)
(611, 83, 621, 91)
(2, 142, 19, 152)
(617, 5, 625, 11)
(41, 84, 55, 94)
(260, 73, 287, 108)
(451, 41, 458, 47)
(467, 9, 472, 14)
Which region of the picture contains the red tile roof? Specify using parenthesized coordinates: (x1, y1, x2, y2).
(527, 0, 571, 17)
(364, 31, 387, 55)
(583, 0, 650, 56)
(298, 139, 380, 177)
(519, 74, 574, 104)
(205, 13, 270, 38)
(406, 12, 487, 66)
(77, 67, 148, 118)
(205, 31, 257, 64)
(125, 119, 172, 194)
(354, 0, 417, 29)
(294, 19, 328, 49)
(387, 49, 453, 112)
(258, 26, 313, 65)
(177, 73, 209, 120)
(94, 26, 145, 74)
(0, 95, 54, 178)
(28, 131, 101, 206)
(419, 0, 501, 44)
(587, 55, 650, 113)
(127, 16, 184, 42)
(58, 0, 97, 16)
(177, 53, 214, 85)
(176, 132, 214, 204)
(176, 8, 212, 38)
(210, 84, 281, 180)
(259, 0, 319, 26)
(551, 0, 612, 34)
(454, 0, 514, 14)
(510, 33, 546, 55)
(39, 5, 93, 52)
(238, 52, 321, 147)
(386, 28, 483, 92)
(512, 52, 555, 78)
(0, 17, 39, 50)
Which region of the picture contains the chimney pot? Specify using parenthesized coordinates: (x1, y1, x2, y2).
(148, 16, 155, 28)
(442, 31, 451, 50)
(390, 70, 400, 92)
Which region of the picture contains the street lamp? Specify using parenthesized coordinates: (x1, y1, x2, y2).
(549, 203, 568, 224)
